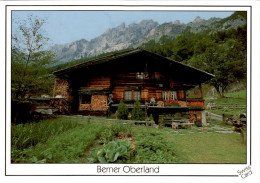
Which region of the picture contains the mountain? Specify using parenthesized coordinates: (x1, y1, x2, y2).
(49, 12, 246, 63)
(49, 20, 158, 62)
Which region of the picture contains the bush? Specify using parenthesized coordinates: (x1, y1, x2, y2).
(131, 100, 145, 120)
(116, 101, 129, 120)
(133, 129, 177, 163)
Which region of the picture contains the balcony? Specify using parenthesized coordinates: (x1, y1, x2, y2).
(163, 98, 205, 109)
(110, 98, 204, 110)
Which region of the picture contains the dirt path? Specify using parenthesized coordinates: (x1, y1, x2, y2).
(83, 140, 103, 163)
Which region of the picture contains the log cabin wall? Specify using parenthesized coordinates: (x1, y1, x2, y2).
(77, 73, 110, 112)
(83, 77, 111, 89)
(111, 71, 186, 103)
(177, 90, 186, 100)
(55, 70, 190, 114)
(77, 73, 111, 89)
(75, 69, 188, 112)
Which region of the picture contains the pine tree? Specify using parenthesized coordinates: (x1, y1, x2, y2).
(131, 100, 145, 121)
(116, 101, 129, 120)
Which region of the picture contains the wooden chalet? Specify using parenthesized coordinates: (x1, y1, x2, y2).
(53, 49, 214, 125)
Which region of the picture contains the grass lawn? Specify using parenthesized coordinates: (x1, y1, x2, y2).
(205, 89, 247, 116)
(11, 116, 247, 164)
(167, 133, 246, 163)
(131, 124, 246, 164)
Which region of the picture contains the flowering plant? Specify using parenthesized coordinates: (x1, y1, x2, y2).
(164, 100, 179, 105)
(187, 101, 204, 108)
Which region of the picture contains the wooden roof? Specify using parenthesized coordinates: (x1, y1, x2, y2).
(53, 49, 214, 85)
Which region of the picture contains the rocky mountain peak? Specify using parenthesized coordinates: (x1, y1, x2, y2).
(77, 39, 88, 43)
(118, 23, 125, 30)
(174, 20, 181, 24)
(193, 16, 203, 23)
(140, 19, 157, 25)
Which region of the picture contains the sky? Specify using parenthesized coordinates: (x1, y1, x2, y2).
(12, 11, 234, 46)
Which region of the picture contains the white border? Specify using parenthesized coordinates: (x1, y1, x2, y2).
(4, 2, 252, 177)
(1, 1, 259, 182)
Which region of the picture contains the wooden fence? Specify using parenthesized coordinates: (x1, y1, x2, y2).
(207, 103, 246, 110)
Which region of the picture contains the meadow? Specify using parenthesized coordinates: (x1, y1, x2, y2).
(11, 116, 247, 164)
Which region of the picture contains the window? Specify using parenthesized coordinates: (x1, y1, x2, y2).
(171, 91, 177, 100)
(124, 91, 132, 100)
(136, 72, 144, 79)
(124, 90, 141, 101)
(162, 91, 169, 100)
(134, 91, 141, 101)
(81, 95, 91, 104)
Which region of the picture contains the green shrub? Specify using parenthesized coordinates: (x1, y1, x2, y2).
(111, 122, 132, 138)
(98, 122, 133, 144)
(133, 129, 176, 163)
(148, 114, 154, 121)
(116, 101, 129, 120)
(98, 128, 114, 145)
(88, 140, 131, 163)
(108, 113, 117, 119)
(131, 100, 145, 120)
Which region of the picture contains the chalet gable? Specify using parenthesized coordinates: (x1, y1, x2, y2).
(53, 49, 214, 85)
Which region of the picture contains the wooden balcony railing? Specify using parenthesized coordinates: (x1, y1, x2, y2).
(111, 98, 205, 109)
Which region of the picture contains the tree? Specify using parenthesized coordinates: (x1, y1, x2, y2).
(190, 33, 246, 97)
(12, 14, 55, 101)
(116, 101, 129, 120)
(171, 34, 194, 62)
(131, 100, 145, 120)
